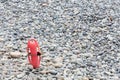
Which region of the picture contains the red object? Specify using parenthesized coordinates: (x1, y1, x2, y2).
(27, 39, 41, 69)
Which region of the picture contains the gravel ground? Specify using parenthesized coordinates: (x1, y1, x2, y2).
(0, 0, 120, 80)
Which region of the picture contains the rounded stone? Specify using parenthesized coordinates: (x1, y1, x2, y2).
(9, 51, 21, 58)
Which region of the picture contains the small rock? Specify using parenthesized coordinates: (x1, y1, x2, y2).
(17, 73, 25, 79)
(82, 31, 88, 36)
(80, 53, 93, 58)
(0, 52, 3, 55)
(9, 51, 21, 58)
(101, 18, 108, 26)
(40, 70, 50, 74)
(53, 63, 63, 68)
(70, 55, 77, 62)
(6, 43, 13, 48)
(57, 76, 64, 80)
(46, 62, 53, 66)
(74, 8, 79, 14)
(72, 50, 80, 55)
(82, 77, 89, 80)
(41, 3, 49, 6)
(0, 37, 4, 42)
(90, 27, 101, 33)
(106, 34, 114, 40)
(54, 57, 63, 63)
(50, 70, 57, 75)
(8, 75, 15, 80)
(50, 22, 56, 26)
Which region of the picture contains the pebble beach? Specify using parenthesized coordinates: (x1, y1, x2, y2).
(0, 0, 120, 80)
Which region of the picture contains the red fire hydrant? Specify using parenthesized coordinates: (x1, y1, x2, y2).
(27, 39, 41, 69)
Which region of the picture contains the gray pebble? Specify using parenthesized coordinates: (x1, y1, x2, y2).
(50, 70, 57, 75)
(17, 73, 25, 79)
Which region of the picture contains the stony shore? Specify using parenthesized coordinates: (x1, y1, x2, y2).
(0, 0, 120, 80)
